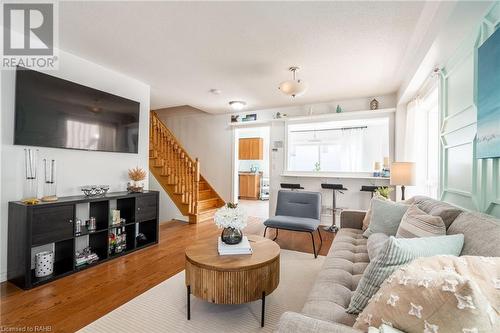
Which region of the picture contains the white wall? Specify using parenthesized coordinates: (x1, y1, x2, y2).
(155, 94, 397, 221)
(0, 50, 150, 282)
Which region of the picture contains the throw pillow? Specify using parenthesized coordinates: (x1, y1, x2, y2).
(367, 233, 389, 261)
(362, 194, 390, 231)
(346, 234, 464, 314)
(354, 255, 500, 332)
(396, 204, 446, 238)
(363, 198, 410, 238)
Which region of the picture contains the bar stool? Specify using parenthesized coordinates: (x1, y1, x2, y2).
(321, 183, 347, 233)
(360, 185, 379, 198)
(280, 183, 304, 190)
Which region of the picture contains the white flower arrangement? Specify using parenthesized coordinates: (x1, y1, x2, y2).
(214, 203, 248, 230)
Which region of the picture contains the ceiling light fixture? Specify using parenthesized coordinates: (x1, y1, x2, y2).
(279, 66, 307, 97)
(229, 100, 246, 111)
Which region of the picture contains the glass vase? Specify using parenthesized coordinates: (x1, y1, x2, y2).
(221, 227, 243, 245)
(22, 149, 38, 202)
(42, 159, 57, 202)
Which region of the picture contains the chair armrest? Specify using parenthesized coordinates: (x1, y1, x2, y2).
(276, 312, 363, 333)
(340, 210, 366, 230)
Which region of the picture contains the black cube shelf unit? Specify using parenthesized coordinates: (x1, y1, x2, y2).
(8, 191, 159, 290)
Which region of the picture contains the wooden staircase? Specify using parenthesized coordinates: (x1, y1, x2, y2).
(149, 112, 225, 223)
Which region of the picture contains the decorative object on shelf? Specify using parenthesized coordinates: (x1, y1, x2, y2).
(22, 148, 39, 204)
(381, 156, 391, 177)
(127, 166, 146, 193)
(230, 115, 240, 123)
(41, 158, 57, 202)
(336, 105, 342, 113)
(75, 219, 82, 234)
(111, 209, 121, 226)
(35, 251, 54, 277)
(214, 202, 247, 245)
(313, 161, 321, 172)
(279, 66, 307, 97)
(373, 161, 382, 177)
(274, 112, 282, 119)
(241, 113, 257, 122)
(374, 186, 393, 199)
(370, 98, 379, 110)
(250, 164, 259, 173)
(81, 185, 110, 197)
(136, 233, 148, 246)
(109, 227, 127, 255)
(390, 162, 416, 200)
(75, 247, 99, 267)
(88, 217, 97, 231)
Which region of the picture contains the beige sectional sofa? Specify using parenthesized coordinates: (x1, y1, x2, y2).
(276, 196, 500, 333)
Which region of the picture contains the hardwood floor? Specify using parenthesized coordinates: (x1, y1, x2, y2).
(0, 218, 334, 332)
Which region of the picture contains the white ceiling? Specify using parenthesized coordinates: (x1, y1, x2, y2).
(59, 1, 427, 113)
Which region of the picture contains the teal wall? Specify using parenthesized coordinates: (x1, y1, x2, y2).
(440, 3, 500, 217)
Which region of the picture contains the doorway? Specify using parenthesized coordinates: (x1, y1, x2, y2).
(232, 126, 270, 219)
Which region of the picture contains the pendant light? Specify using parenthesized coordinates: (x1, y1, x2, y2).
(278, 66, 307, 97)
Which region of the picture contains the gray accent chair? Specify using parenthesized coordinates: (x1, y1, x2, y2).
(263, 190, 322, 258)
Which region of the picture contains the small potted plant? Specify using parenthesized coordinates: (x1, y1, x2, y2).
(127, 167, 146, 193)
(214, 203, 247, 244)
(375, 186, 393, 199)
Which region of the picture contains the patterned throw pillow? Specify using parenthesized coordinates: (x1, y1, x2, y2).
(396, 204, 446, 238)
(354, 255, 500, 333)
(346, 234, 464, 314)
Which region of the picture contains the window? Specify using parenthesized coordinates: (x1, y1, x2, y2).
(287, 117, 390, 173)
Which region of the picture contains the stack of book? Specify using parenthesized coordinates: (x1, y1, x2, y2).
(218, 236, 253, 255)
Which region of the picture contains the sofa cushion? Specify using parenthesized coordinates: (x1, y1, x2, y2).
(302, 228, 369, 327)
(447, 211, 500, 257)
(363, 199, 410, 237)
(367, 233, 389, 261)
(395, 204, 446, 238)
(263, 215, 320, 232)
(412, 195, 462, 229)
(347, 234, 465, 314)
(362, 194, 390, 231)
(354, 255, 500, 333)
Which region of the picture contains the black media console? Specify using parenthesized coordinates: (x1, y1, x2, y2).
(8, 191, 159, 290)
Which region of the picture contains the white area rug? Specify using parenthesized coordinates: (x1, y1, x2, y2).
(79, 250, 324, 333)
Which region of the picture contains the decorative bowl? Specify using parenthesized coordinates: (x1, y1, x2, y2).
(81, 185, 110, 197)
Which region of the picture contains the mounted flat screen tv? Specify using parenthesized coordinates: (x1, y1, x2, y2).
(14, 67, 140, 153)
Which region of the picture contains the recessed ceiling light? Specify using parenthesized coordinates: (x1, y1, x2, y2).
(229, 101, 246, 111)
(209, 88, 221, 95)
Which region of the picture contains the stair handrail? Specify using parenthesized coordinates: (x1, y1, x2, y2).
(150, 111, 200, 214)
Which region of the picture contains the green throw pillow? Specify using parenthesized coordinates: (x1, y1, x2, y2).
(346, 234, 464, 314)
(363, 198, 409, 238)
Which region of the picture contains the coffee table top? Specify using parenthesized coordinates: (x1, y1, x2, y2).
(185, 234, 280, 272)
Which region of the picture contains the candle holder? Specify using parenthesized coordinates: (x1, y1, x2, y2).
(42, 159, 58, 202)
(22, 149, 39, 204)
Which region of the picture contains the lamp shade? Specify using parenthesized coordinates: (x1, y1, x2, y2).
(390, 162, 416, 186)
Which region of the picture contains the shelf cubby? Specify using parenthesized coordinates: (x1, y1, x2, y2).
(89, 200, 110, 231)
(30, 238, 74, 286)
(117, 197, 135, 224)
(137, 219, 158, 248)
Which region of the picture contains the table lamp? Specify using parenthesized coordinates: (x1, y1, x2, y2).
(390, 162, 416, 200)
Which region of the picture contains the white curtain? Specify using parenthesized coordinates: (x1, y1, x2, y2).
(404, 88, 439, 198)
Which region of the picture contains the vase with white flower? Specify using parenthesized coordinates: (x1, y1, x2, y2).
(214, 203, 248, 245)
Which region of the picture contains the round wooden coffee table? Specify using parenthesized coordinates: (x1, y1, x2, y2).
(185, 234, 280, 327)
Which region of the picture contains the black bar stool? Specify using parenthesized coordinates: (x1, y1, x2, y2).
(360, 185, 379, 198)
(280, 183, 304, 190)
(321, 183, 347, 233)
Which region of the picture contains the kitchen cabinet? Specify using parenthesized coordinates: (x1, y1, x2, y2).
(239, 173, 261, 200)
(238, 138, 263, 160)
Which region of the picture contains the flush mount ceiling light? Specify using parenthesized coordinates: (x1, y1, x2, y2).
(279, 66, 307, 98)
(229, 100, 246, 111)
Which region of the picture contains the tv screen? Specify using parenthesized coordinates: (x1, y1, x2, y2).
(14, 67, 140, 153)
